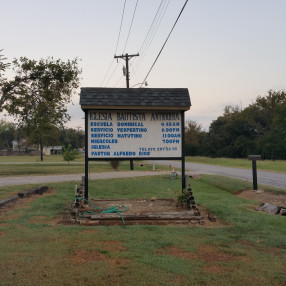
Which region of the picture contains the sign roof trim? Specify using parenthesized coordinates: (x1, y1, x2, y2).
(80, 87, 191, 110)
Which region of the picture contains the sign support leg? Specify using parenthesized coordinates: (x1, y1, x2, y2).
(181, 111, 186, 192)
(84, 111, 89, 199)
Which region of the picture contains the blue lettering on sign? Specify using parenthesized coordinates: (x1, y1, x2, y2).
(117, 122, 144, 127)
(113, 151, 136, 156)
(91, 145, 110, 149)
(117, 134, 142, 138)
(91, 122, 113, 127)
(91, 128, 113, 132)
(167, 134, 181, 138)
(89, 112, 112, 121)
(91, 152, 111, 156)
(162, 139, 180, 144)
(117, 128, 147, 132)
(91, 139, 118, 144)
(91, 134, 113, 138)
(165, 128, 180, 132)
(139, 152, 150, 156)
(117, 112, 146, 121)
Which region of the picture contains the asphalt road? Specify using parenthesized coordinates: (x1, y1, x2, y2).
(150, 160, 286, 189)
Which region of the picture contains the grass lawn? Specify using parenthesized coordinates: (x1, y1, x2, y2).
(0, 160, 170, 177)
(0, 155, 85, 163)
(0, 175, 285, 286)
(186, 156, 286, 173)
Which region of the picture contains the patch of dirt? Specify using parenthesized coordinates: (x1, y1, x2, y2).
(69, 198, 227, 227)
(73, 249, 107, 263)
(238, 240, 284, 257)
(0, 223, 12, 227)
(157, 246, 196, 259)
(28, 216, 49, 224)
(80, 229, 99, 234)
(102, 241, 127, 252)
(91, 198, 180, 214)
(0, 231, 5, 236)
(236, 190, 286, 207)
(157, 245, 248, 263)
(170, 275, 189, 284)
(72, 249, 130, 266)
(202, 264, 230, 274)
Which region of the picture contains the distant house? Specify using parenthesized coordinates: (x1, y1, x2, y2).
(12, 140, 62, 155)
(43, 146, 62, 155)
(12, 139, 29, 151)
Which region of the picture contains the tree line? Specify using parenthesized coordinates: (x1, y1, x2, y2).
(2, 51, 285, 160)
(185, 90, 286, 160)
(0, 120, 84, 152)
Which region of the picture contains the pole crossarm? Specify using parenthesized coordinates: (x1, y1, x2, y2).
(114, 53, 139, 60)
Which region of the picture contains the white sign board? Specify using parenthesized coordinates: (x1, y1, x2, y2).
(88, 110, 182, 159)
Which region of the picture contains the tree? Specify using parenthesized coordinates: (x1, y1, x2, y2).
(0, 119, 15, 150)
(4, 57, 81, 161)
(59, 127, 84, 150)
(0, 50, 9, 75)
(62, 144, 78, 164)
(27, 125, 61, 150)
(206, 105, 257, 158)
(184, 120, 206, 156)
(1, 50, 28, 112)
(250, 90, 286, 159)
(205, 90, 286, 159)
(0, 50, 10, 110)
(257, 101, 286, 159)
(269, 102, 286, 159)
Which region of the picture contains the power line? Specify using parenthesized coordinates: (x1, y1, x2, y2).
(100, 0, 126, 86)
(115, 0, 127, 55)
(113, 75, 125, 87)
(104, 63, 120, 87)
(100, 58, 115, 86)
(132, 0, 170, 77)
(137, 0, 165, 54)
(140, 0, 189, 87)
(122, 0, 139, 53)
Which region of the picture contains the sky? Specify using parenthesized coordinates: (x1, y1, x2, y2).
(1, 0, 286, 130)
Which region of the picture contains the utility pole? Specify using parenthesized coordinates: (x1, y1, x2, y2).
(114, 53, 139, 170)
(75, 126, 82, 133)
(114, 53, 139, 88)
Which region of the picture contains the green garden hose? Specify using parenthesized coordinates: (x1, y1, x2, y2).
(71, 197, 128, 224)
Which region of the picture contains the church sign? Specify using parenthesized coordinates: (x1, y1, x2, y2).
(80, 87, 191, 198)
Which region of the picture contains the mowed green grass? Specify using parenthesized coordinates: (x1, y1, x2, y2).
(0, 155, 85, 163)
(0, 175, 285, 286)
(186, 156, 286, 173)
